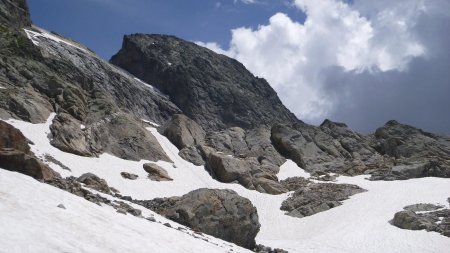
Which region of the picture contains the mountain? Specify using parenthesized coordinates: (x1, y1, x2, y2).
(110, 34, 298, 132)
(1, 0, 450, 252)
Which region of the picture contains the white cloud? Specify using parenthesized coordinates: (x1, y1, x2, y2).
(234, 0, 257, 4)
(199, 0, 438, 122)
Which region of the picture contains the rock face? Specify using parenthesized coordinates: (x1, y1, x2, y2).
(0, 0, 31, 29)
(110, 34, 298, 132)
(137, 188, 260, 249)
(0, 120, 60, 180)
(143, 163, 172, 181)
(281, 181, 365, 218)
(392, 202, 450, 237)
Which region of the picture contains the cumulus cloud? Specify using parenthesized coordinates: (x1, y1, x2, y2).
(199, 0, 450, 133)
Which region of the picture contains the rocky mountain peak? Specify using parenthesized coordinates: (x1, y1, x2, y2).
(110, 33, 298, 132)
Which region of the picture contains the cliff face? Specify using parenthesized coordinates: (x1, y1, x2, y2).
(0, 0, 31, 29)
(110, 34, 298, 132)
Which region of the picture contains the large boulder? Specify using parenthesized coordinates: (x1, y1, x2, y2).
(0, 120, 60, 180)
(143, 163, 172, 181)
(0, 149, 60, 180)
(206, 152, 249, 183)
(139, 188, 260, 249)
(77, 173, 112, 194)
(0, 120, 30, 152)
(160, 114, 205, 150)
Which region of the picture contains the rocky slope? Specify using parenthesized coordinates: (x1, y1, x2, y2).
(0, 7, 183, 161)
(2, 0, 450, 252)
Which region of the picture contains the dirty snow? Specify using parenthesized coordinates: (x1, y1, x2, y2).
(3, 115, 450, 253)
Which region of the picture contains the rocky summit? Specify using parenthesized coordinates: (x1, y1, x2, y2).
(110, 34, 298, 132)
(1, 1, 450, 253)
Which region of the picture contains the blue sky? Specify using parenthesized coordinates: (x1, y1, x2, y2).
(27, 0, 450, 134)
(28, 0, 305, 59)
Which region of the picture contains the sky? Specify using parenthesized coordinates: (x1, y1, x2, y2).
(28, 0, 450, 134)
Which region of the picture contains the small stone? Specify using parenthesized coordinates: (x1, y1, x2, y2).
(57, 204, 66, 209)
(120, 172, 138, 180)
(163, 222, 172, 228)
(146, 216, 156, 222)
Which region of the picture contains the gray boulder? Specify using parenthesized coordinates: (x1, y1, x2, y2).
(206, 152, 249, 183)
(160, 114, 205, 150)
(0, 120, 60, 180)
(77, 173, 112, 194)
(138, 188, 260, 249)
(120, 172, 138, 180)
(143, 163, 172, 181)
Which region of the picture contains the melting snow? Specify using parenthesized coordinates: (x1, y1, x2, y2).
(134, 77, 154, 90)
(3, 115, 450, 253)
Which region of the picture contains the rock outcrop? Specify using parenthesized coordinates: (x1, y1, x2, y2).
(271, 120, 390, 175)
(0, 120, 60, 180)
(392, 202, 450, 237)
(281, 181, 365, 218)
(160, 114, 288, 194)
(110, 34, 298, 132)
(0, 0, 31, 29)
(369, 120, 450, 180)
(137, 188, 260, 249)
(272, 119, 450, 180)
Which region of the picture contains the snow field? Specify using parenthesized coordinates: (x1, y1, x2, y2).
(3, 115, 450, 253)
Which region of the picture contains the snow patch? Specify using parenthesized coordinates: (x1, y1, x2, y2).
(277, 159, 311, 180)
(134, 77, 154, 90)
(0, 86, 6, 90)
(24, 28, 88, 53)
(141, 118, 160, 127)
